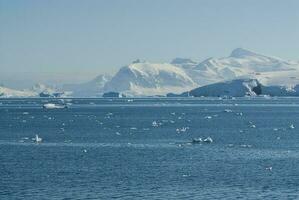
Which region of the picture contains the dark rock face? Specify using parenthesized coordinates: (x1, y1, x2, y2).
(186, 79, 259, 97)
(167, 92, 189, 97)
(39, 92, 64, 98)
(252, 83, 262, 95)
(168, 79, 299, 97)
(102, 92, 126, 98)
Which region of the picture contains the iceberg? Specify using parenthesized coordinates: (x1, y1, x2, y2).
(43, 103, 68, 109)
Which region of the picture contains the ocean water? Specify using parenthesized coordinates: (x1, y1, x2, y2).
(1, 97, 299, 199)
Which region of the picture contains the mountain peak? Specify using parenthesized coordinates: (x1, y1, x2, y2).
(132, 59, 146, 64)
(171, 58, 197, 65)
(230, 48, 259, 58)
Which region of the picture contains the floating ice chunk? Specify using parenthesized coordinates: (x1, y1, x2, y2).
(192, 138, 202, 143)
(115, 132, 121, 135)
(43, 103, 67, 109)
(176, 127, 189, 133)
(181, 127, 188, 132)
(289, 124, 295, 129)
(188, 136, 213, 144)
(204, 116, 212, 119)
(240, 144, 252, 148)
(266, 166, 272, 171)
(152, 121, 162, 127)
(236, 112, 243, 116)
(248, 121, 256, 128)
(152, 121, 158, 127)
(203, 137, 213, 143)
(32, 134, 42, 143)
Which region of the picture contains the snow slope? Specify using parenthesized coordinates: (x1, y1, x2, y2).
(103, 60, 196, 96)
(190, 48, 299, 86)
(0, 86, 36, 98)
(63, 74, 111, 97)
(102, 48, 299, 96)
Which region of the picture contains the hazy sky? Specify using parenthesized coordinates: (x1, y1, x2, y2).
(1, 0, 298, 88)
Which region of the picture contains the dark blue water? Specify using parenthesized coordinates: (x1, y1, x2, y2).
(1, 97, 299, 199)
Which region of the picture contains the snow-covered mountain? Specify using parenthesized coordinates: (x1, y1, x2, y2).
(103, 60, 196, 96)
(0, 84, 68, 98)
(32, 83, 69, 97)
(191, 48, 299, 86)
(63, 74, 112, 97)
(2, 48, 298, 97)
(0, 86, 36, 98)
(101, 48, 299, 96)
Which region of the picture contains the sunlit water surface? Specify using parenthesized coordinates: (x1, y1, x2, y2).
(1, 97, 299, 199)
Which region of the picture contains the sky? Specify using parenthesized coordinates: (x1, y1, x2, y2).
(0, 0, 299, 88)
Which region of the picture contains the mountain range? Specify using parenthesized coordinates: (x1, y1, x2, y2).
(101, 48, 299, 96)
(1, 48, 299, 97)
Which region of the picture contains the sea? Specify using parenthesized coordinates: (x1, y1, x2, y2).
(1, 97, 299, 199)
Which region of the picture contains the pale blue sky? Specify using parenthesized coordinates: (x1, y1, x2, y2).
(0, 0, 298, 88)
